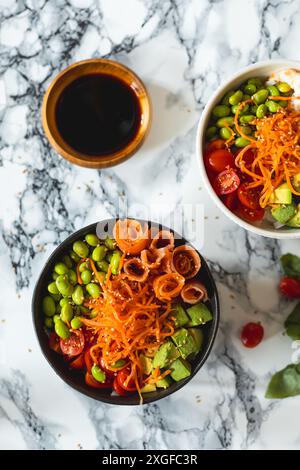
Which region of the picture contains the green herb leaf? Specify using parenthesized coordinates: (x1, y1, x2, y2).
(284, 302, 300, 340)
(265, 363, 300, 399)
(280, 253, 300, 279)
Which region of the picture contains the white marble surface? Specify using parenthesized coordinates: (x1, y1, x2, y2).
(1, 0, 300, 450)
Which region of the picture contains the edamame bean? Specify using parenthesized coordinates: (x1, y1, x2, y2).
(248, 77, 263, 88)
(53, 314, 60, 323)
(90, 308, 98, 319)
(250, 104, 258, 114)
(72, 285, 84, 306)
(92, 245, 107, 262)
(55, 319, 70, 339)
(81, 270, 92, 285)
(105, 237, 116, 250)
(219, 127, 232, 140)
(91, 364, 106, 383)
(79, 261, 90, 272)
(266, 100, 280, 113)
(253, 89, 269, 104)
(278, 82, 292, 94)
(86, 283, 101, 298)
(68, 269, 77, 284)
(42, 296, 56, 317)
(50, 293, 61, 302)
(54, 262, 69, 275)
(244, 83, 256, 95)
(110, 250, 122, 275)
(73, 240, 89, 259)
(205, 126, 217, 139)
(61, 303, 74, 323)
(97, 260, 109, 273)
(48, 282, 59, 295)
(63, 255, 73, 269)
(239, 114, 255, 124)
(106, 252, 114, 263)
(78, 306, 90, 314)
(44, 317, 53, 329)
(221, 90, 235, 105)
(256, 104, 267, 118)
(70, 250, 80, 263)
(240, 125, 252, 136)
(232, 104, 249, 115)
(229, 90, 243, 106)
(71, 317, 83, 329)
(278, 99, 288, 108)
(52, 272, 59, 281)
(243, 94, 251, 101)
(235, 137, 251, 147)
(56, 274, 71, 296)
(60, 298, 68, 308)
(85, 233, 100, 246)
(111, 359, 126, 369)
(216, 116, 234, 128)
(212, 105, 230, 118)
(267, 85, 280, 96)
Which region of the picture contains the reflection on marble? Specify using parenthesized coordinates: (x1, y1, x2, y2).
(1, 0, 300, 450)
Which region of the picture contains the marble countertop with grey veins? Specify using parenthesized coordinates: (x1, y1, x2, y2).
(1, 0, 300, 450)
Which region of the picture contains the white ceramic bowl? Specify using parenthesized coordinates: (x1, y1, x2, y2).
(196, 59, 300, 239)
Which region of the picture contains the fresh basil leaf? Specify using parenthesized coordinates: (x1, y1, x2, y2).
(280, 253, 300, 279)
(265, 363, 300, 399)
(284, 302, 300, 340)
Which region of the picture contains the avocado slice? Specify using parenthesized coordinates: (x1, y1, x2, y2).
(188, 328, 204, 353)
(269, 182, 292, 204)
(171, 304, 189, 327)
(170, 358, 191, 381)
(271, 204, 297, 224)
(172, 328, 201, 359)
(286, 204, 300, 227)
(140, 383, 156, 393)
(152, 341, 180, 369)
(156, 375, 173, 389)
(140, 354, 153, 375)
(186, 302, 212, 326)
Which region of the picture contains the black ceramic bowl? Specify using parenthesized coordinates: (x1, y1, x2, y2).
(32, 219, 220, 405)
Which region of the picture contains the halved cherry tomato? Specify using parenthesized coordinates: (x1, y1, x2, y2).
(206, 139, 226, 153)
(237, 183, 260, 210)
(238, 203, 265, 221)
(117, 367, 136, 392)
(223, 191, 239, 211)
(49, 332, 62, 354)
(207, 149, 235, 173)
(85, 371, 112, 389)
(113, 377, 127, 396)
(100, 357, 117, 379)
(241, 322, 264, 348)
(279, 276, 300, 298)
(84, 348, 93, 372)
(213, 169, 240, 195)
(69, 353, 85, 370)
(60, 330, 85, 357)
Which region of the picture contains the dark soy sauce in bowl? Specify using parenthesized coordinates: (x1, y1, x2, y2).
(55, 74, 141, 156)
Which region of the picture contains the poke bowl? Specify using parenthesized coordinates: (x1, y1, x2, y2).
(32, 218, 219, 405)
(196, 59, 300, 239)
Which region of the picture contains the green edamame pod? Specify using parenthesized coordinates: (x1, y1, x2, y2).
(216, 116, 234, 128)
(92, 245, 107, 262)
(212, 105, 230, 118)
(235, 137, 251, 147)
(104, 236, 116, 250)
(42, 296, 56, 317)
(205, 126, 217, 140)
(86, 283, 101, 298)
(68, 269, 77, 284)
(219, 127, 232, 140)
(247, 77, 263, 88)
(110, 250, 122, 275)
(55, 319, 70, 340)
(267, 85, 280, 97)
(81, 269, 92, 285)
(71, 317, 83, 329)
(54, 262, 69, 275)
(252, 89, 269, 104)
(91, 364, 106, 383)
(70, 250, 80, 263)
(229, 90, 243, 106)
(256, 104, 267, 118)
(72, 285, 84, 306)
(44, 317, 54, 329)
(97, 260, 109, 273)
(221, 90, 235, 105)
(85, 233, 100, 247)
(239, 114, 255, 124)
(266, 100, 280, 113)
(73, 240, 89, 259)
(63, 255, 73, 269)
(48, 282, 59, 295)
(278, 82, 292, 94)
(61, 303, 74, 323)
(56, 274, 71, 297)
(244, 83, 256, 95)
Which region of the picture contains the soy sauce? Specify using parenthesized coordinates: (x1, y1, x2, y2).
(55, 74, 141, 155)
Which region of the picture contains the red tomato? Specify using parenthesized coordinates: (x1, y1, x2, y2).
(237, 183, 260, 210)
(206, 139, 226, 153)
(238, 204, 265, 221)
(213, 169, 240, 195)
(113, 377, 128, 396)
(241, 322, 264, 348)
(279, 277, 300, 298)
(207, 149, 235, 173)
(85, 371, 112, 389)
(223, 191, 238, 211)
(69, 353, 85, 370)
(49, 332, 62, 354)
(60, 330, 85, 357)
(84, 348, 93, 372)
(117, 367, 136, 392)
(100, 357, 117, 379)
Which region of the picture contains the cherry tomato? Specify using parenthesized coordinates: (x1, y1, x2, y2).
(69, 353, 85, 370)
(84, 348, 93, 372)
(117, 367, 137, 392)
(213, 169, 240, 195)
(113, 377, 128, 396)
(49, 332, 62, 354)
(238, 203, 265, 221)
(85, 371, 112, 389)
(223, 191, 239, 211)
(60, 330, 85, 357)
(99, 357, 117, 379)
(206, 139, 226, 153)
(279, 276, 300, 298)
(207, 149, 235, 173)
(237, 183, 260, 210)
(241, 322, 264, 348)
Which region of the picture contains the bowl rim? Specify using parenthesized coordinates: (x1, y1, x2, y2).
(32, 219, 220, 405)
(196, 59, 300, 239)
